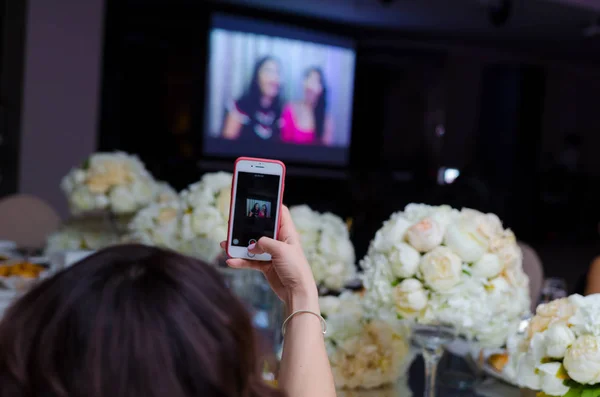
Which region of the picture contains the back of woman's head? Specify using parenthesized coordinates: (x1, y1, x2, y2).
(0, 244, 282, 397)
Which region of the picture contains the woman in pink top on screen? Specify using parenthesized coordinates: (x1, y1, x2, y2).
(281, 67, 334, 145)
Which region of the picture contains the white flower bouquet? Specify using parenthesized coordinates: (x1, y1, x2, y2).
(320, 292, 413, 390)
(61, 152, 158, 215)
(506, 294, 600, 397)
(290, 205, 356, 291)
(361, 204, 530, 348)
(179, 172, 232, 263)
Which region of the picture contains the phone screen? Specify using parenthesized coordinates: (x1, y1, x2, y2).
(231, 171, 281, 247)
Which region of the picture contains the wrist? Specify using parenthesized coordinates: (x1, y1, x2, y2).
(286, 285, 320, 315)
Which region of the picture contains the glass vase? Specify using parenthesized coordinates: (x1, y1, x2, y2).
(411, 324, 455, 397)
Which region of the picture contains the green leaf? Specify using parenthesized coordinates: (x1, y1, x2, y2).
(582, 387, 600, 397)
(397, 313, 404, 320)
(462, 269, 472, 276)
(563, 390, 583, 397)
(82, 158, 90, 170)
(391, 279, 401, 287)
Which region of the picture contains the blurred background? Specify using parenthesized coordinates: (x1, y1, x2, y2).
(3, 0, 600, 290)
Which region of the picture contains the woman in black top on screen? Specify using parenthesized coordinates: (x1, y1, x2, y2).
(248, 203, 260, 218)
(222, 56, 283, 142)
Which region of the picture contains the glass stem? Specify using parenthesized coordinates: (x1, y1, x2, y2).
(422, 348, 442, 397)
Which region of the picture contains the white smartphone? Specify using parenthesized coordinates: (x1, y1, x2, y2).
(226, 157, 286, 261)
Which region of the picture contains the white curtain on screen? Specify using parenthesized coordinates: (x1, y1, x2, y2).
(207, 30, 356, 146)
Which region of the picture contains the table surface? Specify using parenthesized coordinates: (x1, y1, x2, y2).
(342, 355, 521, 397)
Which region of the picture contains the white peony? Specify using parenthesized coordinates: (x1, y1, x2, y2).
(126, 201, 181, 249)
(538, 362, 570, 396)
(471, 253, 503, 279)
(419, 247, 462, 292)
(392, 278, 428, 318)
(370, 214, 412, 253)
(69, 187, 98, 213)
(109, 185, 138, 214)
(568, 294, 600, 337)
(489, 230, 522, 269)
(443, 219, 489, 263)
(388, 243, 420, 278)
(544, 323, 576, 359)
(563, 335, 600, 384)
(191, 206, 223, 236)
(406, 218, 444, 252)
(516, 351, 542, 390)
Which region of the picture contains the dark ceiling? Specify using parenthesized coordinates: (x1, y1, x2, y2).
(212, 0, 599, 41)
(208, 0, 600, 61)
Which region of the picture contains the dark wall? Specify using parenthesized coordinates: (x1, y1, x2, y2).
(0, 0, 27, 197)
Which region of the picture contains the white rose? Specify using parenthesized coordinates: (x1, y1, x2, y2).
(538, 362, 570, 397)
(490, 230, 522, 269)
(191, 207, 223, 237)
(393, 278, 428, 318)
(471, 253, 503, 278)
(131, 179, 155, 205)
(544, 323, 576, 359)
(109, 185, 138, 213)
(70, 187, 97, 212)
(388, 243, 420, 278)
(443, 220, 488, 263)
(564, 335, 600, 384)
(419, 247, 462, 292)
(406, 218, 444, 252)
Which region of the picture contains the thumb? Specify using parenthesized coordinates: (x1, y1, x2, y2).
(250, 237, 284, 256)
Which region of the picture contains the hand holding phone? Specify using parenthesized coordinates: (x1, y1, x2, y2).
(226, 157, 285, 261)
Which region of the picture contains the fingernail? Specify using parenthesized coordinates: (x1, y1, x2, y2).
(248, 243, 256, 250)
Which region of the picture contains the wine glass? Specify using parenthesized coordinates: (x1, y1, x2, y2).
(411, 324, 456, 397)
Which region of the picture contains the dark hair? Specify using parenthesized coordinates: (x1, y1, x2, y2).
(253, 203, 260, 211)
(238, 56, 282, 116)
(0, 244, 283, 397)
(261, 204, 267, 210)
(304, 67, 327, 139)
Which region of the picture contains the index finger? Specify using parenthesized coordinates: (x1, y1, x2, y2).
(278, 205, 300, 245)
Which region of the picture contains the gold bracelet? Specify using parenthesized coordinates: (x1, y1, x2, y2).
(281, 310, 327, 337)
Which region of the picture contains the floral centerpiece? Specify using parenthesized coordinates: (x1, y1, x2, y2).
(179, 172, 232, 264)
(361, 204, 530, 348)
(319, 291, 413, 390)
(290, 205, 356, 292)
(506, 294, 600, 397)
(61, 152, 159, 215)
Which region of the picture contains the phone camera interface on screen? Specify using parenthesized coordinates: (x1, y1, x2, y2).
(232, 172, 280, 247)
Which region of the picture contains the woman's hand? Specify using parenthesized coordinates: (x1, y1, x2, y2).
(220, 206, 318, 309)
